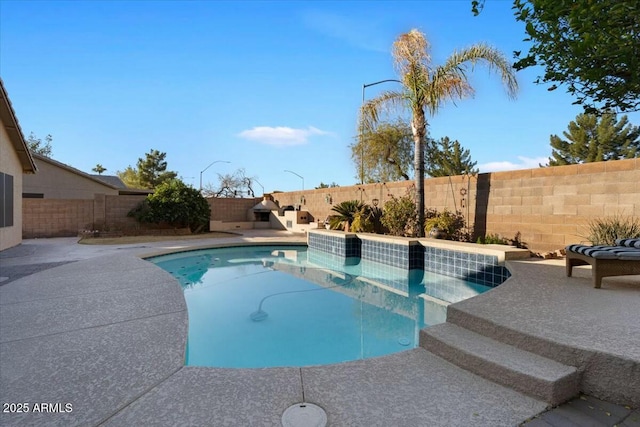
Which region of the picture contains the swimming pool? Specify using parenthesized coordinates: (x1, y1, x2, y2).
(150, 245, 493, 368)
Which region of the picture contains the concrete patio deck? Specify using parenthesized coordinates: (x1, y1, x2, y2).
(1, 230, 638, 426)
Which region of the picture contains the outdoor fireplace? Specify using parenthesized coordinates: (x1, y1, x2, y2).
(250, 194, 279, 225)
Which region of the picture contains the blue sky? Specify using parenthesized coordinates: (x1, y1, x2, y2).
(2, 1, 638, 193)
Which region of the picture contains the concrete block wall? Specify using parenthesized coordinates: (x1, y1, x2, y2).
(23, 194, 147, 237)
(23, 199, 94, 238)
(20, 159, 639, 252)
(483, 159, 640, 251)
(104, 195, 147, 231)
(272, 159, 639, 253)
(208, 197, 260, 221)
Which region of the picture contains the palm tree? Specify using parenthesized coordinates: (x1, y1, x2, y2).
(360, 29, 518, 236)
(92, 164, 106, 175)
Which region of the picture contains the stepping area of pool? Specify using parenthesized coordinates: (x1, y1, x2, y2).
(1, 230, 638, 426)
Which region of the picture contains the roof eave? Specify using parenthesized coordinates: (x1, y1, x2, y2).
(0, 79, 37, 174)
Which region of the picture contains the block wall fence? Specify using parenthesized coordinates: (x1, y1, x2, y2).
(23, 195, 146, 238)
(21, 159, 639, 252)
(271, 159, 639, 253)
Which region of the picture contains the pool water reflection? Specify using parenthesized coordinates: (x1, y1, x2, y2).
(150, 245, 492, 368)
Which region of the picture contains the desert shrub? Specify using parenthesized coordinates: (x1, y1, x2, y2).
(351, 206, 383, 233)
(381, 192, 418, 236)
(128, 179, 210, 232)
(329, 200, 364, 230)
(583, 213, 640, 245)
(425, 209, 468, 241)
(476, 233, 508, 245)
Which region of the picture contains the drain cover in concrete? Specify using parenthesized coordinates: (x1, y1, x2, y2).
(282, 403, 327, 427)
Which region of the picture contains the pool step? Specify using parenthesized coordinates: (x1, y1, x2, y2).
(419, 323, 580, 406)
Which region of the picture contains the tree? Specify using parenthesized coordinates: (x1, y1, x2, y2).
(315, 182, 340, 189)
(136, 149, 177, 189)
(26, 132, 53, 157)
(546, 113, 640, 166)
(203, 168, 256, 198)
(128, 179, 211, 232)
(92, 164, 106, 175)
(116, 165, 144, 188)
(351, 119, 414, 183)
(425, 137, 478, 177)
(360, 29, 517, 237)
(474, 0, 640, 113)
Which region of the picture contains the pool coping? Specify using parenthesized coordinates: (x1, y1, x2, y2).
(1, 232, 638, 426)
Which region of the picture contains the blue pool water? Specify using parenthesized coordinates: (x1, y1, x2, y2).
(150, 245, 492, 368)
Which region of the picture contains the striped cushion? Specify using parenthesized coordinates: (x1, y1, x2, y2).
(566, 244, 640, 260)
(617, 251, 640, 260)
(615, 238, 640, 249)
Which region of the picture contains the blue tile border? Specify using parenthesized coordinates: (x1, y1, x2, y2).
(308, 231, 511, 287)
(422, 245, 510, 287)
(308, 232, 360, 258)
(360, 238, 424, 270)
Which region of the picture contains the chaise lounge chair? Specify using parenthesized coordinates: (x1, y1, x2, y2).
(566, 238, 640, 288)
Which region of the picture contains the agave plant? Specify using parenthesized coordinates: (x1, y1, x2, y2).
(329, 200, 365, 231)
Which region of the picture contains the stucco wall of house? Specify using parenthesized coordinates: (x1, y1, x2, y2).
(0, 119, 24, 251)
(23, 158, 118, 199)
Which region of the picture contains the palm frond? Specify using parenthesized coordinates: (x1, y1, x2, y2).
(439, 43, 519, 100)
(392, 29, 431, 77)
(425, 68, 474, 115)
(359, 90, 406, 132)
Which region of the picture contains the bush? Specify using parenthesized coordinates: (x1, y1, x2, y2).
(329, 200, 364, 231)
(583, 213, 640, 245)
(425, 209, 468, 241)
(476, 233, 508, 245)
(381, 192, 418, 236)
(351, 206, 383, 233)
(128, 179, 211, 232)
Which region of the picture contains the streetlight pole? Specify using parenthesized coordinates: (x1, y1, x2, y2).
(360, 79, 402, 184)
(200, 160, 230, 191)
(284, 169, 304, 190)
(252, 178, 264, 196)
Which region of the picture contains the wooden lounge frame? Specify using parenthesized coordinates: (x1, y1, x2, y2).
(566, 250, 640, 288)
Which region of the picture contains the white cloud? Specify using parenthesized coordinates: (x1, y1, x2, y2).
(238, 126, 330, 147)
(478, 156, 549, 173)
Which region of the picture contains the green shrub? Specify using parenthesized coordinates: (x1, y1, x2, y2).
(329, 200, 364, 230)
(476, 233, 508, 245)
(128, 179, 211, 232)
(425, 209, 468, 241)
(381, 192, 418, 236)
(583, 213, 640, 245)
(351, 206, 383, 233)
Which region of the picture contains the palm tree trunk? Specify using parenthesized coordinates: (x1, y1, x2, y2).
(412, 109, 427, 237)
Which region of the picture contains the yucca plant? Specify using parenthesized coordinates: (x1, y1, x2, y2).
(583, 214, 640, 245)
